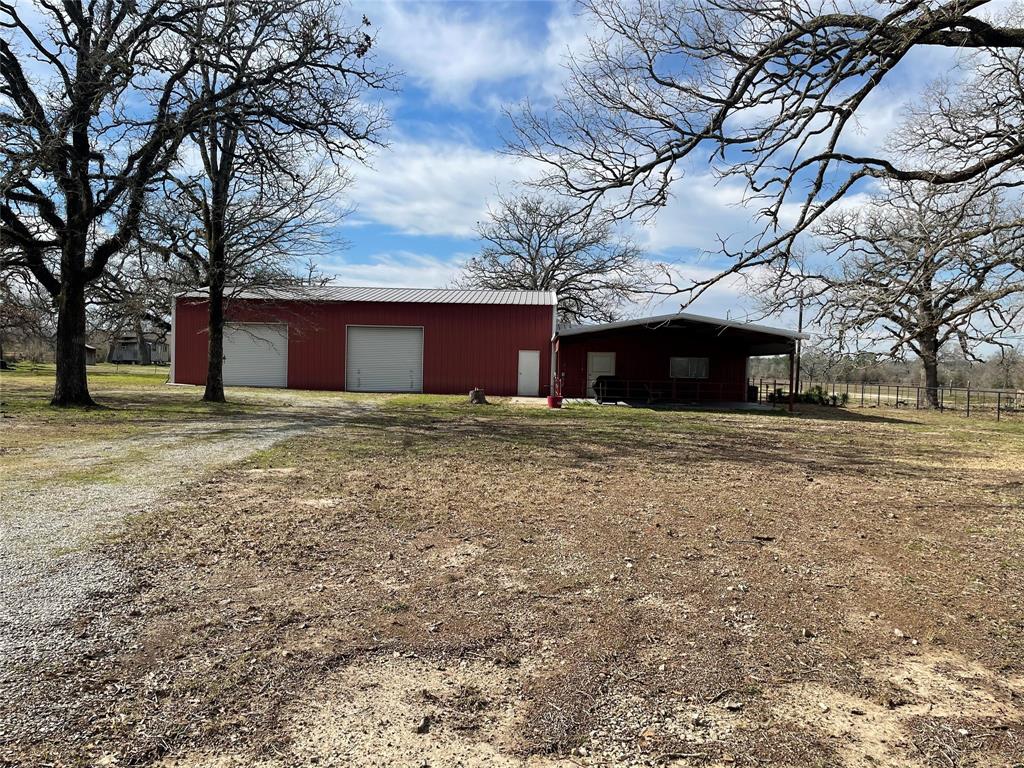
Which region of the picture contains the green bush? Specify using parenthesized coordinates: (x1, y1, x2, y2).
(798, 385, 847, 406)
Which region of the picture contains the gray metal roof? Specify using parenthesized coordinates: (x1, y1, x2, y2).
(180, 284, 558, 306)
(557, 311, 808, 340)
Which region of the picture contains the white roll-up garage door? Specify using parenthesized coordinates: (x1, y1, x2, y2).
(346, 325, 423, 392)
(223, 323, 288, 387)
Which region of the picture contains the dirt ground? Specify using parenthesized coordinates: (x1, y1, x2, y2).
(1, 372, 1022, 768)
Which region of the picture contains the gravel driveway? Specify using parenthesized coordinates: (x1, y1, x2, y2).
(0, 396, 364, 752)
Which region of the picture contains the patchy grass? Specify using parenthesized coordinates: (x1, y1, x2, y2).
(2, 380, 1023, 768)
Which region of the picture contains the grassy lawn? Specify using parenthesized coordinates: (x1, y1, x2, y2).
(2, 371, 1022, 768)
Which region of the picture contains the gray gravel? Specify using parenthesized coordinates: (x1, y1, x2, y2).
(0, 399, 364, 755)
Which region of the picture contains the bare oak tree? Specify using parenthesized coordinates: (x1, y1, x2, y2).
(759, 182, 1024, 406)
(509, 0, 1024, 300)
(0, 0, 383, 406)
(458, 195, 659, 323)
(146, 0, 388, 402)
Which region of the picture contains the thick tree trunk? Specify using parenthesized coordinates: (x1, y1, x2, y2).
(203, 273, 226, 403)
(200, 121, 234, 403)
(51, 280, 95, 407)
(135, 316, 151, 365)
(920, 335, 941, 409)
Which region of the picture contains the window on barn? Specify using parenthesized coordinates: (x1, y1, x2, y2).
(669, 357, 709, 379)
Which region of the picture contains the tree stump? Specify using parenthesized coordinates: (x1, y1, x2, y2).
(469, 388, 488, 405)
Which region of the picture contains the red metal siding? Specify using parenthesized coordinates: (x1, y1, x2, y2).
(558, 330, 750, 401)
(172, 298, 554, 396)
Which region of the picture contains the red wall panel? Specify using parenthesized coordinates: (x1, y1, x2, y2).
(557, 329, 752, 401)
(172, 298, 554, 396)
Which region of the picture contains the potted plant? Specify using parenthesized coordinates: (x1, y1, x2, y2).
(547, 374, 564, 409)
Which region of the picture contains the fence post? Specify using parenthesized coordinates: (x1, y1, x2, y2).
(997, 392, 1002, 422)
(877, 384, 881, 407)
(966, 388, 971, 417)
(896, 385, 900, 407)
(861, 382, 865, 407)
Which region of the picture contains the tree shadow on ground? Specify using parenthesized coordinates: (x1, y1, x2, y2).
(331, 403, 967, 483)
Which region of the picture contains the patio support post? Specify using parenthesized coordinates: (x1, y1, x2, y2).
(788, 350, 795, 412)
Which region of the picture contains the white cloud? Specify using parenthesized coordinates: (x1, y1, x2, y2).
(634, 170, 767, 254)
(350, 139, 535, 237)
(319, 251, 464, 288)
(640, 262, 769, 320)
(365, 1, 539, 103)
(360, 0, 590, 104)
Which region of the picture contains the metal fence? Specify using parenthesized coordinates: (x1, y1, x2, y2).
(751, 378, 1024, 421)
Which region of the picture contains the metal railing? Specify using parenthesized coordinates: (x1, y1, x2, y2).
(593, 379, 748, 403)
(752, 378, 1024, 421)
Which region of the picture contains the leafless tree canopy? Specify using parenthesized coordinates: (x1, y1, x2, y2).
(458, 195, 660, 323)
(145, 0, 389, 402)
(0, 268, 55, 362)
(508, 0, 1024, 299)
(758, 181, 1024, 403)
(0, 0, 389, 405)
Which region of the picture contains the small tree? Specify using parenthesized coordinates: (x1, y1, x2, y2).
(0, 269, 55, 365)
(146, 0, 388, 402)
(760, 182, 1024, 407)
(990, 346, 1024, 390)
(144, 148, 356, 401)
(459, 195, 660, 324)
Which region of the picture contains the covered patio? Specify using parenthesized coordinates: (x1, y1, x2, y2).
(553, 312, 805, 404)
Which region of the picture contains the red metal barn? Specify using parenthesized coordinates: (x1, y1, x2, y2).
(171, 286, 557, 396)
(554, 313, 804, 402)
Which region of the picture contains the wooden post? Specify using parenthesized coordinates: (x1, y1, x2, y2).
(794, 298, 803, 397)
(788, 351, 795, 412)
(997, 392, 1002, 422)
(966, 388, 971, 417)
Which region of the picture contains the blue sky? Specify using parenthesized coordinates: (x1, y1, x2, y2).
(329, 2, 581, 291)
(325, 0, 768, 318)
(324, 0, 968, 328)
(7, 0, 985, 330)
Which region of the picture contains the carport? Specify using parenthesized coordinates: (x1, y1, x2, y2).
(554, 312, 805, 404)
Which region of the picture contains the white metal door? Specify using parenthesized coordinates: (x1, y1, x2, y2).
(517, 350, 540, 396)
(346, 326, 423, 392)
(223, 323, 288, 387)
(586, 352, 616, 397)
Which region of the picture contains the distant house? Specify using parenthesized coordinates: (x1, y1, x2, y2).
(85, 344, 98, 366)
(108, 334, 170, 365)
